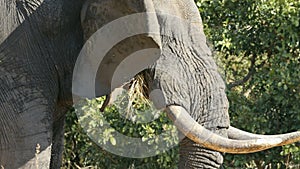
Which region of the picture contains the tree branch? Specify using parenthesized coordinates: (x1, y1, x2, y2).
(228, 54, 263, 90)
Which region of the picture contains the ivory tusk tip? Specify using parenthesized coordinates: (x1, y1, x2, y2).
(257, 138, 282, 145)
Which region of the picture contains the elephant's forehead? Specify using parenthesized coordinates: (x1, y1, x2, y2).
(152, 0, 203, 27)
(81, 0, 146, 40)
(81, 0, 204, 40)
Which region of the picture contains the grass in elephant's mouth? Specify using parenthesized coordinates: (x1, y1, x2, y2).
(129, 72, 150, 105)
(108, 71, 152, 120)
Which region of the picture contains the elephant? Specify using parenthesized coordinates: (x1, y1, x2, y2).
(1, 0, 300, 168)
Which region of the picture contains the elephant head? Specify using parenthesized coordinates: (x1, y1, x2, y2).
(76, 0, 300, 168)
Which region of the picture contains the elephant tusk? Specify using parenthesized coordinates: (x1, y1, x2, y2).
(166, 105, 300, 154)
(228, 126, 270, 139)
(228, 126, 300, 146)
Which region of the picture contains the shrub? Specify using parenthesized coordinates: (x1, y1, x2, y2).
(197, 0, 300, 168)
(62, 95, 179, 169)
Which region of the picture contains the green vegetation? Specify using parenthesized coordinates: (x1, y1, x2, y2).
(197, 0, 300, 168)
(62, 95, 179, 169)
(62, 1, 300, 168)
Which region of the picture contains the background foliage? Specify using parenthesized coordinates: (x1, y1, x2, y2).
(196, 0, 300, 168)
(62, 0, 300, 168)
(62, 96, 179, 169)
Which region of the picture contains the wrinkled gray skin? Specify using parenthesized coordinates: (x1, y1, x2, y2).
(0, 0, 83, 168)
(1, 0, 229, 168)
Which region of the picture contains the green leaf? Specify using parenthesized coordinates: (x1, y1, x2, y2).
(110, 137, 116, 146)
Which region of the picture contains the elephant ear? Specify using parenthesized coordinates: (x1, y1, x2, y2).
(74, 0, 211, 99)
(73, 0, 161, 98)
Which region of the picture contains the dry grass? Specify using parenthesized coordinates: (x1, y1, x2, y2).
(128, 73, 150, 105)
(35, 143, 40, 169)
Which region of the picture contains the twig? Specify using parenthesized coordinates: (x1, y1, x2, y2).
(228, 54, 266, 89)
